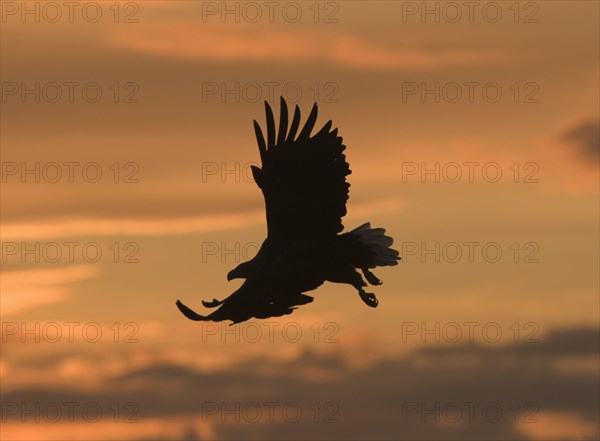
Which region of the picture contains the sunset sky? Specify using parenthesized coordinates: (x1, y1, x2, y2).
(1, 1, 598, 440)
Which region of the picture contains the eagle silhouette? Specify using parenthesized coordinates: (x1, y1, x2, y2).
(176, 97, 400, 324)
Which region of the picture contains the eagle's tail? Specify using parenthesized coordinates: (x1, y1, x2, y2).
(348, 222, 400, 267)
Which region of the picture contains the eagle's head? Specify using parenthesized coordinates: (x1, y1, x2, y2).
(227, 261, 255, 281)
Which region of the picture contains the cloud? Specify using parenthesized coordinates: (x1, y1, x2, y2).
(0, 415, 215, 441)
(1, 212, 265, 241)
(560, 119, 600, 162)
(1, 327, 598, 440)
(1, 198, 402, 240)
(517, 411, 599, 440)
(526, 118, 600, 194)
(1, 266, 100, 315)
(109, 22, 508, 71)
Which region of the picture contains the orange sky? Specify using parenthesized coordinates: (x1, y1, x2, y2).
(1, 1, 598, 440)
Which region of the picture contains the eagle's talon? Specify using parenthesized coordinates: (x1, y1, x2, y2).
(360, 292, 379, 308)
(362, 268, 383, 286)
(202, 298, 223, 308)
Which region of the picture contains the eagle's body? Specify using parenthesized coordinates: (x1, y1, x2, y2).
(177, 98, 400, 324)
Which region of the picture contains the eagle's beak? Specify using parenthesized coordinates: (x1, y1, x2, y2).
(227, 262, 250, 281)
(227, 269, 237, 281)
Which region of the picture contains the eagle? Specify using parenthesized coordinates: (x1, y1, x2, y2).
(176, 97, 400, 324)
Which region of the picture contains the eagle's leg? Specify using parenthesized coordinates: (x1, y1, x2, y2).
(349, 271, 379, 307)
(361, 268, 382, 286)
(327, 266, 379, 308)
(358, 288, 379, 308)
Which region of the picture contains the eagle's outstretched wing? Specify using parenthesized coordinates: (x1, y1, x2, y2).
(251, 97, 351, 241)
(176, 279, 313, 324)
